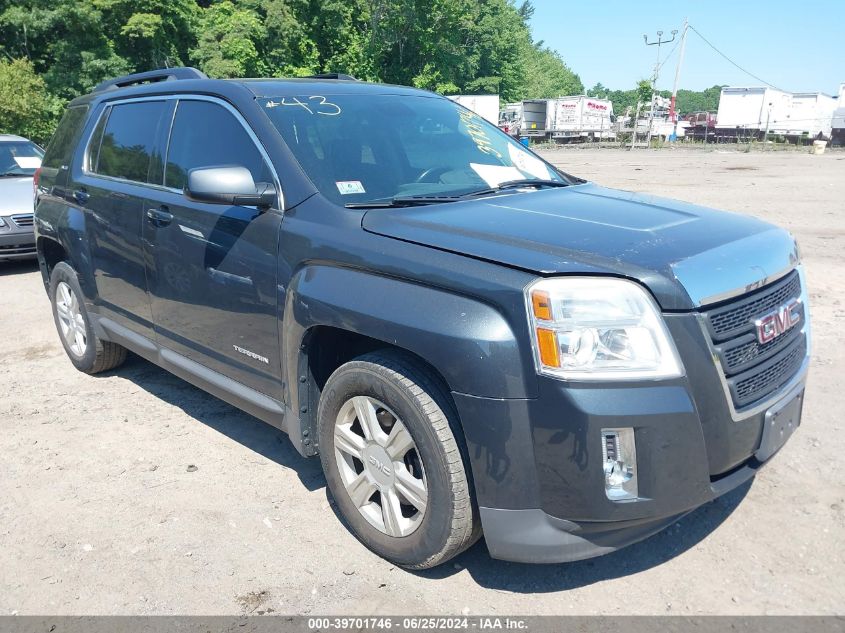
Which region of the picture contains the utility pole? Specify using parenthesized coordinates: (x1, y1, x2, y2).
(642, 29, 677, 146)
(669, 18, 688, 140)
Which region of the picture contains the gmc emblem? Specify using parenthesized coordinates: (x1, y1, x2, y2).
(755, 299, 802, 344)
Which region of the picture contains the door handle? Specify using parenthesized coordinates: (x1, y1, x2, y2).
(72, 189, 89, 204)
(146, 207, 173, 227)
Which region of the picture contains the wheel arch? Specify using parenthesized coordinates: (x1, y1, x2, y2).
(35, 203, 96, 301)
(280, 264, 535, 456)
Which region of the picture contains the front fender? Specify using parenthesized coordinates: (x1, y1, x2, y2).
(282, 264, 535, 402)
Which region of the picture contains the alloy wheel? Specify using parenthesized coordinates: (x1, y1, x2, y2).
(55, 281, 87, 357)
(333, 396, 428, 537)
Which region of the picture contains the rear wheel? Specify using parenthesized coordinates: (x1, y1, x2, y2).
(317, 350, 479, 569)
(49, 261, 127, 374)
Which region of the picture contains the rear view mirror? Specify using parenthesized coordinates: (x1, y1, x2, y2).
(185, 166, 276, 208)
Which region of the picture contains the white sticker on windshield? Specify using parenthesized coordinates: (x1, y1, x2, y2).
(470, 163, 524, 187)
(336, 180, 365, 195)
(13, 156, 41, 169)
(507, 144, 550, 180)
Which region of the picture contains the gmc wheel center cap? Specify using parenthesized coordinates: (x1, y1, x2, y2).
(362, 444, 394, 486)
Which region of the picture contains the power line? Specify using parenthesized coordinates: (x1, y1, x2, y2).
(657, 37, 681, 75)
(688, 24, 784, 91)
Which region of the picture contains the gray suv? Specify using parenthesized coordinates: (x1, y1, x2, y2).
(0, 134, 43, 261)
(35, 68, 810, 569)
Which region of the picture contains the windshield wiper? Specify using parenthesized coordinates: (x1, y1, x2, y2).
(345, 195, 461, 209)
(458, 179, 571, 199)
(345, 180, 571, 209)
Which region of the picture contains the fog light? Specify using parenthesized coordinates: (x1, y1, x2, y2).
(601, 428, 638, 500)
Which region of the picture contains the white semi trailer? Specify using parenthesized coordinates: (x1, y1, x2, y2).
(716, 86, 837, 141)
(788, 92, 836, 139)
(715, 87, 793, 139)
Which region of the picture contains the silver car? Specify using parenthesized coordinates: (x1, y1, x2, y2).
(0, 134, 44, 261)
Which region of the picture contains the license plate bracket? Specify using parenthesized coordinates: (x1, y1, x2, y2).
(756, 388, 804, 462)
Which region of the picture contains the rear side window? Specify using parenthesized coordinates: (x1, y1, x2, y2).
(42, 105, 88, 170)
(93, 101, 166, 183)
(165, 100, 272, 190)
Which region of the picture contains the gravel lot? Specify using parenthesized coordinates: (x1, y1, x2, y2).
(1, 147, 843, 615)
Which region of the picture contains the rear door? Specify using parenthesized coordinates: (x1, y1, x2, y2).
(73, 99, 170, 339)
(141, 97, 283, 397)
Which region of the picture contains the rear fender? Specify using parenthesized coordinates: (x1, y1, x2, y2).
(36, 202, 95, 302)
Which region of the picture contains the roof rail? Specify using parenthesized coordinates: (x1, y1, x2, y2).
(305, 73, 358, 81)
(93, 67, 208, 93)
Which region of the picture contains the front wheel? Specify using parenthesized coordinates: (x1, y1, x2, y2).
(317, 351, 479, 569)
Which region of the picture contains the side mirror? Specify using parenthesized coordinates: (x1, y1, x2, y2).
(184, 166, 276, 209)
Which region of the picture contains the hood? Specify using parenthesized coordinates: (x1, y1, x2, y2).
(0, 177, 35, 215)
(362, 183, 799, 311)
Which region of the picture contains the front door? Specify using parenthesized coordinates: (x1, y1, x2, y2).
(142, 98, 283, 397)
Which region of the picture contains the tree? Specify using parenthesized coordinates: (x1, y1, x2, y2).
(93, 0, 198, 70)
(636, 79, 652, 106)
(0, 58, 63, 145)
(521, 45, 584, 99)
(587, 82, 608, 99)
(192, 1, 266, 78)
(0, 0, 591, 141)
(0, 0, 130, 98)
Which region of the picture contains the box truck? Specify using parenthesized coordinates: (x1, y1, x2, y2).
(446, 94, 500, 125)
(521, 97, 614, 141)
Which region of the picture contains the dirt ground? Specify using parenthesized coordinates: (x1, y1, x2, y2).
(1, 147, 843, 616)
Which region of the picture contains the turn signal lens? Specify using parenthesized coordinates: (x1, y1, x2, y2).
(531, 290, 552, 321)
(536, 328, 560, 368)
(33, 167, 41, 199)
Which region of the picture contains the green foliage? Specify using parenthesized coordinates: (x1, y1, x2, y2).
(0, 58, 63, 145)
(589, 81, 724, 116)
(0, 0, 727, 145)
(192, 1, 266, 77)
(521, 45, 583, 99)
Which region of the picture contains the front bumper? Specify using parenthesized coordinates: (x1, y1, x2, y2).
(0, 216, 36, 260)
(453, 313, 808, 563)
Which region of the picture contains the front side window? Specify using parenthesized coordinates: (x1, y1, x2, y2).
(261, 94, 566, 206)
(0, 141, 44, 177)
(93, 101, 166, 183)
(165, 100, 272, 191)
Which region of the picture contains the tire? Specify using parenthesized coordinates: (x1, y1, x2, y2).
(49, 261, 127, 374)
(317, 350, 479, 569)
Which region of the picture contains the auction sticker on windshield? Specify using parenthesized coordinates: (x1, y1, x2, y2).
(336, 180, 366, 195)
(507, 144, 551, 180)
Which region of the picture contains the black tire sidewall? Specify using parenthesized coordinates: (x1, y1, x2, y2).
(318, 363, 457, 567)
(50, 262, 98, 372)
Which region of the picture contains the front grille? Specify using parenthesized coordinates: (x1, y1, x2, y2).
(11, 214, 34, 227)
(0, 243, 36, 257)
(707, 272, 802, 340)
(701, 270, 806, 409)
(732, 338, 806, 405)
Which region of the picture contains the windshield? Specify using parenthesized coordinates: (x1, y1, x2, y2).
(260, 94, 568, 206)
(0, 141, 44, 177)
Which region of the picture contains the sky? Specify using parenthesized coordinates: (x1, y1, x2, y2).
(529, 0, 843, 95)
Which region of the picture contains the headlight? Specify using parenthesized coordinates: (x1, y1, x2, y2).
(526, 277, 683, 380)
(0, 217, 6, 227)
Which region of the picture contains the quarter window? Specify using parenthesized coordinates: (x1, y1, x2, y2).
(165, 100, 272, 191)
(93, 101, 166, 183)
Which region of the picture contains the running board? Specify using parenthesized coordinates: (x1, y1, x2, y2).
(94, 316, 312, 455)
